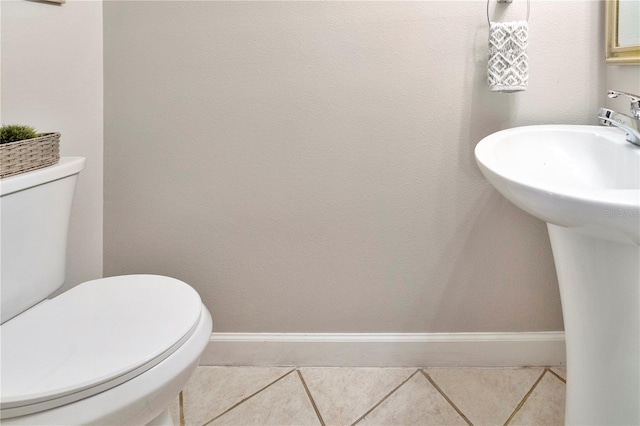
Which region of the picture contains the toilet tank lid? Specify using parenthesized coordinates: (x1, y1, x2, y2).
(0, 157, 86, 197)
(0, 274, 203, 412)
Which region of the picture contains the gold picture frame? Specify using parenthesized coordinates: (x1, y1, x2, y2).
(606, 0, 640, 63)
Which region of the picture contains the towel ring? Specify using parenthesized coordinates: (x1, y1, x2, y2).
(487, 0, 530, 25)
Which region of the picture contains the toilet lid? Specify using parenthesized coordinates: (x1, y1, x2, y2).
(0, 274, 203, 415)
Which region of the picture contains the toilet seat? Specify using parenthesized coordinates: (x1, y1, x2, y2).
(0, 274, 203, 420)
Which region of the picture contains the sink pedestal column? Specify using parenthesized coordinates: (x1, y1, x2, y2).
(548, 224, 639, 425)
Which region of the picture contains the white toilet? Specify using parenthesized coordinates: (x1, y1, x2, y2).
(0, 157, 212, 425)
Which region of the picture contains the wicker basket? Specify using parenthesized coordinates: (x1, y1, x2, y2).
(0, 133, 60, 178)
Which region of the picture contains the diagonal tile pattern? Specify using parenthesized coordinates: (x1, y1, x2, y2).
(550, 366, 566, 381)
(356, 371, 469, 425)
(508, 370, 566, 425)
(182, 366, 293, 426)
(177, 366, 566, 426)
(425, 367, 544, 425)
(210, 371, 320, 426)
(299, 367, 414, 426)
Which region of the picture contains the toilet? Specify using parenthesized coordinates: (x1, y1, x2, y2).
(0, 157, 212, 425)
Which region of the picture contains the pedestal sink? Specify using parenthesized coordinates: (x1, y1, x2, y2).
(475, 125, 639, 425)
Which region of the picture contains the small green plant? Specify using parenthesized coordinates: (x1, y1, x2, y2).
(0, 124, 39, 145)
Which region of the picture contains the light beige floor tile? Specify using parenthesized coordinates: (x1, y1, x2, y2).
(299, 367, 415, 426)
(169, 394, 181, 426)
(210, 371, 320, 426)
(425, 367, 543, 425)
(357, 372, 468, 425)
(550, 366, 566, 381)
(182, 366, 293, 426)
(509, 371, 566, 425)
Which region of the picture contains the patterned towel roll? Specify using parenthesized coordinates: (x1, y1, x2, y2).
(488, 21, 529, 92)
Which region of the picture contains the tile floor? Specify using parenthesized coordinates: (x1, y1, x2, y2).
(169, 366, 566, 426)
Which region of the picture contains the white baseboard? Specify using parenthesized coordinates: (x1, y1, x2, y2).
(199, 332, 566, 367)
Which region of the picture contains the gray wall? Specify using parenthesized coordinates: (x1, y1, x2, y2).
(607, 66, 640, 111)
(2, 0, 103, 291)
(104, 1, 604, 333)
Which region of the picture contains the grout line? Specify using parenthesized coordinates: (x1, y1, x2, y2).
(503, 368, 548, 426)
(420, 370, 473, 426)
(297, 370, 326, 426)
(179, 391, 185, 426)
(350, 369, 420, 426)
(202, 368, 297, 426)
(547, 368, 566, 384)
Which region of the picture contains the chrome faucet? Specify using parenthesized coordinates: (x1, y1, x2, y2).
(608, 90, 640, 119)
(598, 90, 640, 146)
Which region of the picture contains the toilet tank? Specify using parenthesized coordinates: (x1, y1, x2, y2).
(0, 157, 86, 324)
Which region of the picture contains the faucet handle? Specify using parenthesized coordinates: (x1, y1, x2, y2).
(608, 90, 640, 119)
(608, 90, 640, 102)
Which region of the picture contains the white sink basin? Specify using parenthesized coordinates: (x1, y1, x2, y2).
(475, 124, 640, 425)
(475, 125, 640, 244)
